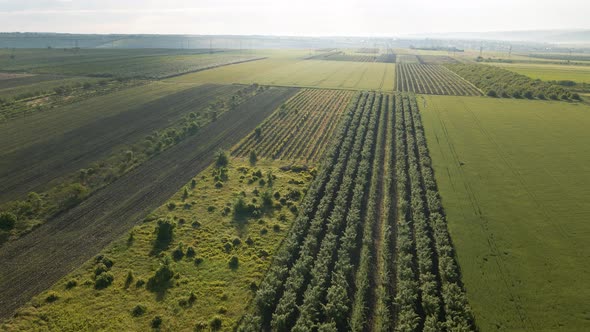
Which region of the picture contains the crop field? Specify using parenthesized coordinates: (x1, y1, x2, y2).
(419, 95, 590, 331)
(396, 54, 421, 63)
(396, 63, 482, 96)
(0, 48, 263, 79)
(417, 55, 459, 64)
(489, 62, 590, 83)
(233, 89, 354, 162)
(167, 58, 396, 91)
(243, 92, 473, 331)
(0, 87, 298, 321)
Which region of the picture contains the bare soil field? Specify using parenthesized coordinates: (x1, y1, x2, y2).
(0, 84, 240, 202)
(0, 86, 298, 320)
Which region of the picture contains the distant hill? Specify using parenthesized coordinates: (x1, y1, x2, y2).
(406, 29, 590, 45)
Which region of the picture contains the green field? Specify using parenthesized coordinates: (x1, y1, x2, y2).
(167, 58, 395, 91)
(490, 62, 590, 83)
(419, 95, 590, 331)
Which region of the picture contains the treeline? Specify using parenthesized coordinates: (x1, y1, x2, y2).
(446, 63, 581, 100)
(237, 92, 475, 331)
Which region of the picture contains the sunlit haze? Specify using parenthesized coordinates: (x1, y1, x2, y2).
(1, 0, 589, 36)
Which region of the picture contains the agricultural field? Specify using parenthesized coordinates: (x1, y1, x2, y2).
(489, 62, 590, 83)
(417, 55, 459, 64)
(0, 48, 264, 79)
(396, 63, 482, 96)
(396, 54, 421, 64)
(233, 89, 354, 162)
(0, 86, 298, 321)
(243, 92, 473, 331)
(167, 58, 395, 91)
(419, 95, 590, 331)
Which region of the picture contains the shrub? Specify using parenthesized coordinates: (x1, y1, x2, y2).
(132, 304, 147, 317)
(154, 219, 174, 249)
(249, 150, 258, 165)
(45, 292, 59, 303)
(228, 256, 239, 269)
(151, 316, 162, 328)
(95, 272, 114, 289)
(486, 90, 497, 97)
(0, 212, 17, 231)
(188, 292, 197, 304)
(65, 280, 77, 289)
(186, 246, 196, 258)
(172, 243, 184, 261)
(215, 150, 229, 167)
(125, 271, 134, 288)
(210, 316, 223, 331)
(147, 260, 174, 291)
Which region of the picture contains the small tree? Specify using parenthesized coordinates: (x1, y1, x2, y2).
(254, 127, 262, 139)
(154, 219, 174, 250)
(249, 150, 258, 165)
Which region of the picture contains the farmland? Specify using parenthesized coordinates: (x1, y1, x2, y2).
(0, 86, 298, 322)
(419, 95, 590, 331)
(244, 92, 473, 331)
(233, 89, 354, 162)
(396, 64, 482, 96)
(1, 41, 589, 332)
(489, 62, 590, 83)
(0, 83, 278, 244)
(167, 58, 395, 91)
(0, 48, 264, 79)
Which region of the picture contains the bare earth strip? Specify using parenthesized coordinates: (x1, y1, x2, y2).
(0, 86, 298, 320)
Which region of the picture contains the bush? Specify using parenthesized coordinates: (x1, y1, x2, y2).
(486, 90, 497, 97)
(0, 212, 17, 230)
(154, 219, 174, 249)
(45, 292, 59, 303)
(249, 150, 258, 165)
(132, 304, 147, 317)
(228, 256, 239, 269)
(151, 316, 162, 328)
(215, 150, 229, 167)
(125, 271, 134, 288)
(210, 316, 223, 331)
(172, 243, 185, 261)
(65, 280, 77, 289)
(186, 246, 196, 258)
(95, 272, 114, 289)
(147, 260, 174, 291)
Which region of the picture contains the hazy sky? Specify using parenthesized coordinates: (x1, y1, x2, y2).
(0, 0, 588, 36)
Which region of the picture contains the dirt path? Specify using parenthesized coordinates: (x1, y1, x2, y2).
(0, 87, 298, 320)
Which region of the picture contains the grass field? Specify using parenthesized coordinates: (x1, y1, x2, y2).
(167, 58, 395, 91)
(419, 95, 590, 331)
(489, 62, 590, 83)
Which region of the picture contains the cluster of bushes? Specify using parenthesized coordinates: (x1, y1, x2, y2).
(446, 63, 581, 100)
(93, 255, 115, 289)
